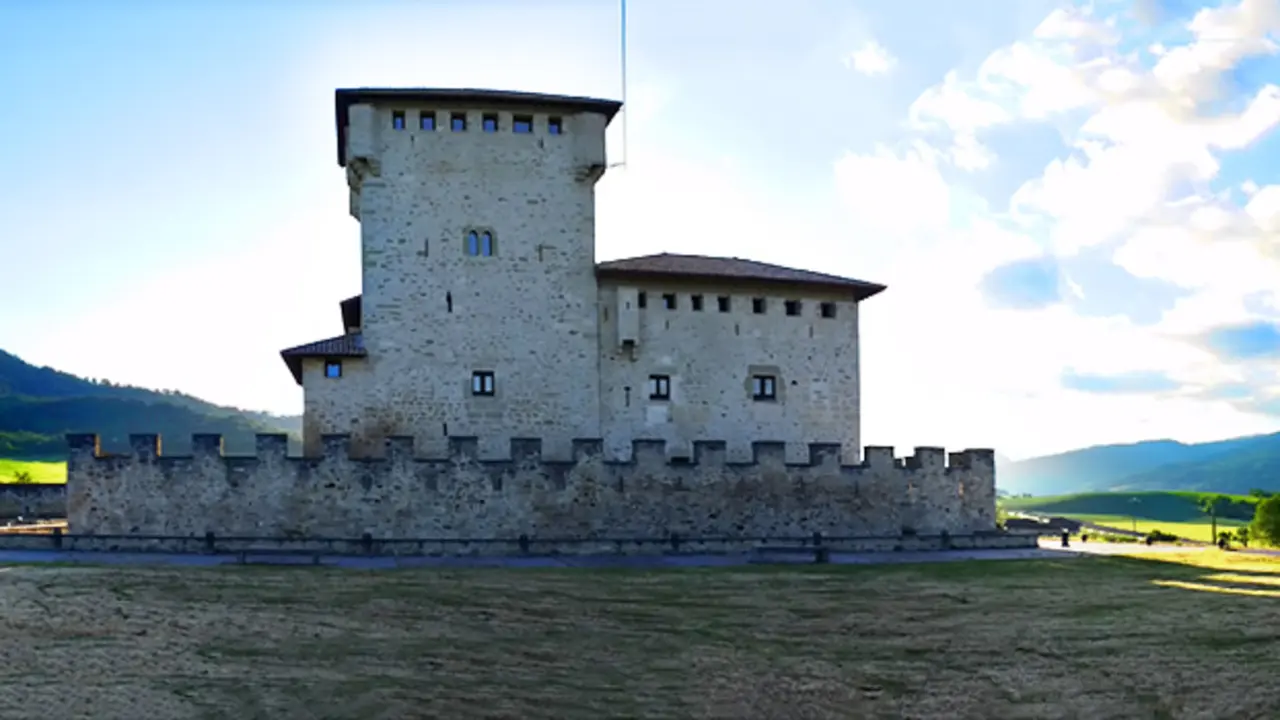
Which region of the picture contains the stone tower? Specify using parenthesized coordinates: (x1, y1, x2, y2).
(336, 89, 623, 459)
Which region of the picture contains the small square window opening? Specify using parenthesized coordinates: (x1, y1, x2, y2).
(471, 371, 495, 396)
(391, 111, 405, 130)
(420, 112, 436, 130)
(662, 293, 676, 310)
(752, 374, 777, 401)
(785, 300, 802, 316)
(548, 116, 563, 134)
(690, 294, 704, 311)
(752, 298, 766, 314)
(820, 302, 837, 318)
(451, 113, 467, 132)
(482, 113, 498, 132)
(717, 296, 731, 313)
(513, 115, 533, 133)
(637, 292, 647, 308)
(648, 374, 670, 400)
(324, 361, 342, 379)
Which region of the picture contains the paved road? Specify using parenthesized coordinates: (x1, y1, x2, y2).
(1040, 539, 1280, 557)
(0, 544, 1071, 570)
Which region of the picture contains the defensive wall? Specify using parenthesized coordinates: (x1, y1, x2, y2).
(38, 432, 1036, 556)
(0, 484, 65, 520)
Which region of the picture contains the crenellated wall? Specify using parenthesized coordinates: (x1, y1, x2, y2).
(65, 433, 998, 549)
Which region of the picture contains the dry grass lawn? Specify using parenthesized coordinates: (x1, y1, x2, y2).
(2, 549, 1280, 719)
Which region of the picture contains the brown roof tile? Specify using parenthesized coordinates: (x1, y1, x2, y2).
(595, 253, 886, 300)
(280, 333, 366, 385)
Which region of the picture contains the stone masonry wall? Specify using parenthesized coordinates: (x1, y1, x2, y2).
(597, 278, 861, 464)
(0, 484, 65, 519)
(66, 433, 998, 548)
(335, 102, 609, 463)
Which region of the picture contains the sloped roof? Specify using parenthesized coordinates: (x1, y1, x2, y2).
(335, 88, 623, 166)
(279, 333, 366, 385)
(595, 253, 887, 300)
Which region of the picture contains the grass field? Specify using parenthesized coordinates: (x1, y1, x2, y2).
(1063, 514, 1246, 543)
(1001, 490, 1259, 523)
(2, 551, 1280, 718)
(0, 458, 66, 484)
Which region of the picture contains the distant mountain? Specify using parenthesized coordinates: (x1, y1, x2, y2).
(0, 349, 300, 458)
(999, 432, 1280, 497)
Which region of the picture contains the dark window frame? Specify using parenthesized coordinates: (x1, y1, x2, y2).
(648, 374, 671, 400)
(751, 374, 777, 401)
(471, 371, 496, 396)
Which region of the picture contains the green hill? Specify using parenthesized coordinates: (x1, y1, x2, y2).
(1001, 491, 1260, 523)
(0, 349, 299, 459)
(998, 433, 1280, 497)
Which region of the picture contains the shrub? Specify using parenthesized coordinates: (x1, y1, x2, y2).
(12, 470, 33, 484)
(1146, 529, 1179, 544)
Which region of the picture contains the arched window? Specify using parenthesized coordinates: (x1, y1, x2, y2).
(466, 230, 479, 256)
(480, 231, 493, 256)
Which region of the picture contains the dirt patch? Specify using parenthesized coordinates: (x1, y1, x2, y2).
(1, 554, 1279, 719)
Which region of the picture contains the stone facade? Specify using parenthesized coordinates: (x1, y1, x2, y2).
(65, 433, 999, 550)
(57, 89, 1003, 552)
(0, 484, 65, 519)
(284, 89, 885, 464)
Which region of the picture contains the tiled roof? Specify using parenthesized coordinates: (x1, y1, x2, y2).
(280, 333, 366, 385)
(595, 253, 887, 300)
(335, 88, 623, 166)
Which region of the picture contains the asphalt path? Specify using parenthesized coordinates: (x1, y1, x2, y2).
(0, 544, 1069, 570)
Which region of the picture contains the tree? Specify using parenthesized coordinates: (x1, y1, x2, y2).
(1250, 489, 1272, 499)
(1234, 526, 1251, 547)
(1199, 494, 1230, 547)
(1249, 495, 1280, 546)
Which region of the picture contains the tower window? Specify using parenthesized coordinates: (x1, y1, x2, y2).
(420, 112, 436, 130)
(662, 293, 677, 310)
(548, 116, 563, 135)
(637, 292, 647, 308)
(451, 113, 467, 132)
(785, 300, 802, 316)
(471, 371, 495, 396)
(482, 113, 498, 132)
(648, 374, 670, 400)
(513, 115, 533, 133)
(820, 302, 837, 318)
(324, 360, 342, 379)
(752, 375, 777, 401)
(466, 229, 496, 256)
(391, 111, 405, 130)
(752, 298, 766, 314)
(690, 294, 704, 311)
(717, 296, 731, 312)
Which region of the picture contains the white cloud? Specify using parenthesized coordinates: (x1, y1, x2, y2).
(835, 0, 1280, 457)
(842, 40, 898, 76)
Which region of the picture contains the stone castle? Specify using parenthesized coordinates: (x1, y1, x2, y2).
(57, 88, 1014, 555)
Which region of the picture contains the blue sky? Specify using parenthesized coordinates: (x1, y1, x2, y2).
(2, 0, 1279, 460)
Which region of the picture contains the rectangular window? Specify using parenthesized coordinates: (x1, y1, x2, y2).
(451, 113, 467, 132)
(662, 293, 677, 310)
(482, 113, 498, 132)
(752, 297, 766, 314)
(324, 360, 342, 378)
(637, 292, 647, 308)
(717, 296, 731, 312)
(391, 111, 405, 130)
(820, 302, 837, 318)
(690, 294, 704, 311)
(785, 300, 802, 316)
(548, 116, 563, 134)
(471, 371, 495, 396)
(420, 112, 436, 130)
(752, 374, 777, 401)
(513, 115, 533, 133)
(648, 374, 670, 400)
(465, 229, 495, 257)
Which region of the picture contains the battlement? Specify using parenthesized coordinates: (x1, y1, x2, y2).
(68, 433, 994, 472)
(65, 432, 997, 545)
